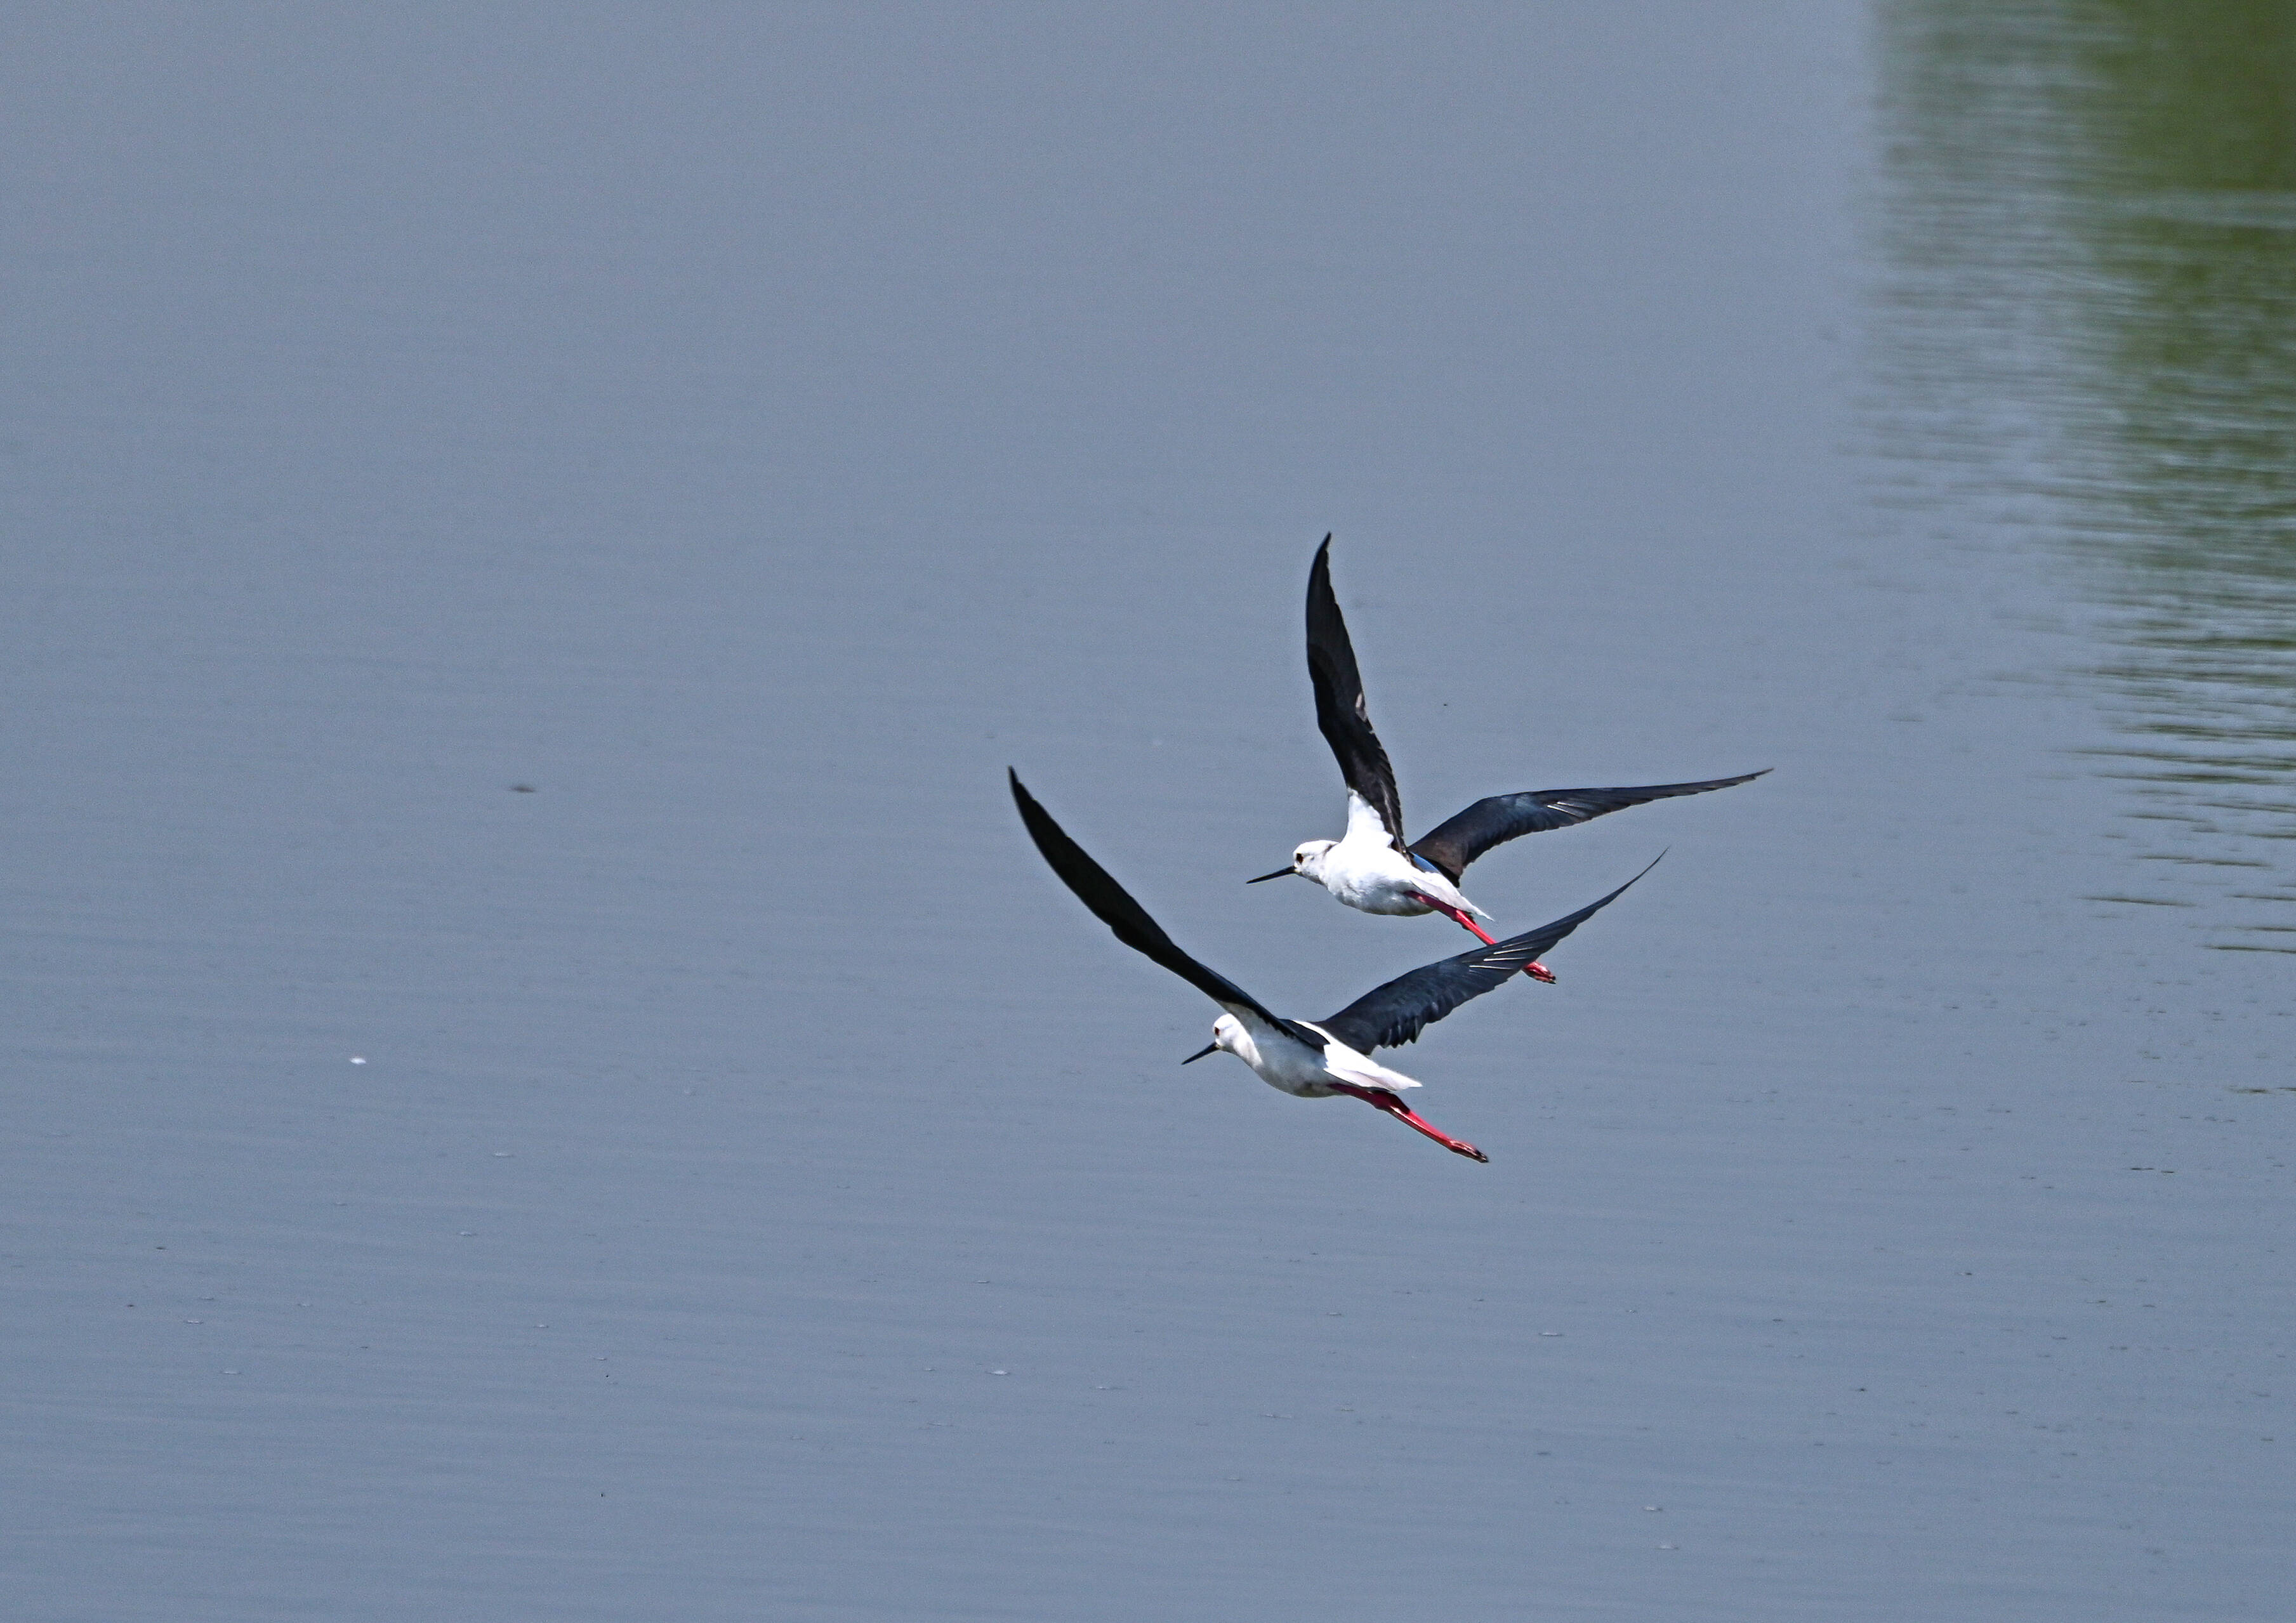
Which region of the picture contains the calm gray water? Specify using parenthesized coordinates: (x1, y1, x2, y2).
(6, 6, 2290, 1619)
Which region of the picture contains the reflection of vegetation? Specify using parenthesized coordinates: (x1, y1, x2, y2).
(1877, 0, 2296, 945)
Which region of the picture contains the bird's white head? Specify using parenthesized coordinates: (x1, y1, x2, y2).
(1183, 1013, 1253, 1067)
(1290, 839, 1337, 881)
(1248, 841, 1335, 886)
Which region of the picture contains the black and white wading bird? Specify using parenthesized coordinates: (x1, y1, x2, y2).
(1011, 770, 1656, 1162)
(1250, 536, 1765, 982)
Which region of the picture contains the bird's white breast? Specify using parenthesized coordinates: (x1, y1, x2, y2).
(1218, 1012, 1422, 1099)
(1303, 791, 1484, 918)
(1219, 1011, 1342, 1098)
(1319, 843, 1441, 915)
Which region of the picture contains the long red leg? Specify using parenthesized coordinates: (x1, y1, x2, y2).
(1328, 1082, 1488, 1162)
(1411, 893, 1554, 982)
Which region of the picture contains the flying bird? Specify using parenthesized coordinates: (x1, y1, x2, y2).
(1011, 770, 1655, 1162)
(1251, 535, 1764, 980)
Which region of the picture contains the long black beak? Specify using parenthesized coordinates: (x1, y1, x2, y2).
(1246, 867, 1296, 884)
(1182, 1042, 1219, 1065)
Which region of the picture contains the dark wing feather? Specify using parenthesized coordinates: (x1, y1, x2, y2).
(1316, 855, 1662, 1053)
(1010, 771, 1286, 1028)
(1408, 770, 1769, 883)
(1305, 536, 1408, 853)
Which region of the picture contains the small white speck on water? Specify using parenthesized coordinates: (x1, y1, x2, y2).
(536, 1324, 548, 1329)
(458, 1231, 475, 1237)
(184, 1318, 202, 1324)
(1645, 1506, 1662, 1512)
(1540, 1331, 1561, 1337)
(1658, 1543, 1677, 1551)
(1095, 1385, 1111, 1390)
(991, 1369, 1007, 1376)
(350, 1057, 366, 1065)
(223, 1369, 238, 1374)
(492, 1152, 513, 1159)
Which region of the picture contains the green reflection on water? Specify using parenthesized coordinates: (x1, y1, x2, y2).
(1876, 0, 2296, 945)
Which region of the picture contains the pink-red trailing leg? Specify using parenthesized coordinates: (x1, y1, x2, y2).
(1412, 893, 1555, 982)
(1328, 1081, 1489, 1162)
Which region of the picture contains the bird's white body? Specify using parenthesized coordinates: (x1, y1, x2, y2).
(1210, 1009, 1422, 1099)
(1293, 794, 1489, 920)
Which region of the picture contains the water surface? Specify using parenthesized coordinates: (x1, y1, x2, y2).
(4, 6, 2288, 1620)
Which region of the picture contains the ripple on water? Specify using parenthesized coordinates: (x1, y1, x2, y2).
(1871, 0, 2296, 949)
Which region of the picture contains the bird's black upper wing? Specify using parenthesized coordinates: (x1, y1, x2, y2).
(1306, 536, 1408, 853)
(1315, 855, 1661, 1053)
(1010, 771, 1288, 1029)
(1407, 771, 1768, 883)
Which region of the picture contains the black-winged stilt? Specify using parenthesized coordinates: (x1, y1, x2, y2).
(1250, 536, 1764, 980)
(1012, 770, 1656, 1162)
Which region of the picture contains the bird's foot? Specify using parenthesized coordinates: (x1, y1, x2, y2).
(1525, 961, 1556, 983)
